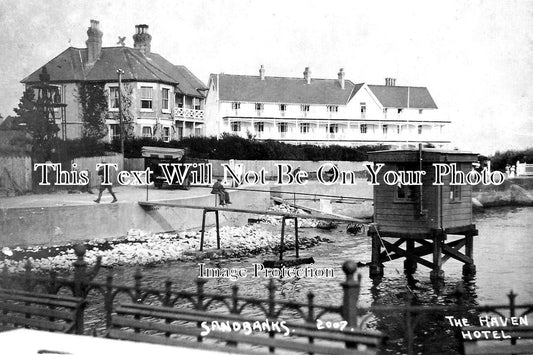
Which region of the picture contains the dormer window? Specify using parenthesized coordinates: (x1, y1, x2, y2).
(279, 104, 287, 111)
(255, 103, 264, 111)
(300, 105, 310, 112)
(327, 105, 338, 113)
(231, 102, 241, 110)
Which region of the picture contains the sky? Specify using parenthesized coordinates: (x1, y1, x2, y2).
(0, 0, 531, 155)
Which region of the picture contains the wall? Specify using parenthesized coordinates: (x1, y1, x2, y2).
(208, 160, 370, 178)
(72, 154, 123, 189)
(0, 188, 269, 247)
(0, 155, 32, 194)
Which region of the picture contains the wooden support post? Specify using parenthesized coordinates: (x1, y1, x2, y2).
(280, 217, 286, 261)
(462, 232, 476, 276)
(215, 210, 220, 250)
(430, 232, 444, 282)
(404, 239, 417, 274)
(294, 217, 299, 259)
(369, 233, 383, 278)
(200, 209, 207, 251)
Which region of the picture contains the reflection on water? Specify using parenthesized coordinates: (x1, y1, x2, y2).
(91, 206, 532, 354)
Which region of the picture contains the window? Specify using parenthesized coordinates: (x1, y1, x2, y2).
(328, 124, 339, 134)
(398, 108, 403, 114)
(231, 102, 241, 110)
(231, 122, 241, 132)
(194, 98, 201, 110)
(300, 123, 310, 133)
(162, 127, 170, 142)
(162, 88, 169, 111)
(418, 125, 423, 135)
(254, 122, 264, 132)
(279, 104, 287, 112)
(255, 103, 264, 111)
(360, 124, 367, 134)
(383, 108, 388, 117)
(327, 105, 338, 113)
(110, 124, 120, 140)
(397, 125, 401, 134)
(382, 124, 388, 135)
(394, 164, 419, 202)
(109, 87, 119, 110)
(300, 105, 310, 112)
(278, 123, 288, 132)
(450, 185, 461, 201)
(140, 87, 153, 110)
(419, 109, 423, 114)
(142, 126, 153, 138)
(360, 103, 366, 118)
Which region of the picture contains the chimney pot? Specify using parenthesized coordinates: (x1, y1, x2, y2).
(385, 77, 396, 86)
(133, 24, 152, 54)
(259, 65, 265, 80)
(303, 67, 311, 84)
(338, 68, 345, 89)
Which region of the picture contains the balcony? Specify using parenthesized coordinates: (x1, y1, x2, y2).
(173, 108, 204, 120)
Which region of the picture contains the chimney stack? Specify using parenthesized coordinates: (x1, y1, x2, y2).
(338, 68, 345, 89)
(259, 65, 265, 80)
(385, 77, 396, 86)
(133, 24, 152, 54)
(303, 67, 311, 84)
(86, 20, 103, 65)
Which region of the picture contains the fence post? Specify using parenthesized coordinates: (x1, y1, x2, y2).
(24, 260, 33, 291)
(73, 244, 87, 298)
(104, 272, 114, 330)
(341, 261, 360, 329)
(72, 244, 88, 334)
(508, 290, 517, 345)
(307, 292, 315, 347)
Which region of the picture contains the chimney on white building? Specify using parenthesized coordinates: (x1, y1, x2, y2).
(86, 20, 103, 65)
(338, 68, 345, 89)
(303, 67, 312, 84)
(259, 65, 266, 80)
(385, 77, 396, 86)
(133, 24, 152, 54)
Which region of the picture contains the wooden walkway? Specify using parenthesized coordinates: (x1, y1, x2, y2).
(138, 201, 370, 224)
(138, 201, 370, 260)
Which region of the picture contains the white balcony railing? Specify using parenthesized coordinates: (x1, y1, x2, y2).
(173, 108, 204, 120)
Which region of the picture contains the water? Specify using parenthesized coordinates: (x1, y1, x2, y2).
(87, 206, 532, 353)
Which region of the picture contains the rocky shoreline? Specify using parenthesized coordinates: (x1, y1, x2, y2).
(0, 204, 334, 273)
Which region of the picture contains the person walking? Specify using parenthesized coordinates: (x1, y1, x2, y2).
(94, 162, 117, 203)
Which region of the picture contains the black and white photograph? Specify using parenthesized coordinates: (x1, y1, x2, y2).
(0, 1, 532, 354)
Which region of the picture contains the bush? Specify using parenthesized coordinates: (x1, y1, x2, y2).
(490, 148, 533, 171)
(117, 135, 383, 161)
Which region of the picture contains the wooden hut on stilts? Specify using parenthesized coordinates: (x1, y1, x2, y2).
(367, 147, 478, 283)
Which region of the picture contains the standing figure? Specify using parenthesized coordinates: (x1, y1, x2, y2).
(94, 162, 117, 203)
(211, 179, 231, 206)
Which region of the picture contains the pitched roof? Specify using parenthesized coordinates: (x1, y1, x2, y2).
(367, 85, 438, 109)
(211, 74, 362, 105)
(21, 47, 207, 98)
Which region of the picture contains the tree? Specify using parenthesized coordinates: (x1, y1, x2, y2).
(14, 87, 59, 160)
(78, 83, 108, 139)
(120, 83, 135, 139)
